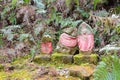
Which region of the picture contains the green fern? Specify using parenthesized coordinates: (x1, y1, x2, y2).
(1, 25, 21, 41)
(93, 54, 120, 80)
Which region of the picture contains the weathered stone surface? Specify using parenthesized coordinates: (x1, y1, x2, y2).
(51, 53, 73, 64)
(74, 54, 98, 65)
(57, 68, 69, 77)
(33, 55, 51, 64)
(69, 65, 95, 80)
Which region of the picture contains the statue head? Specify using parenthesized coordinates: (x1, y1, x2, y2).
(78, 22, 93, 35)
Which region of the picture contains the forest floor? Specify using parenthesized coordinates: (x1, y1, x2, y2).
(0, 55, 95, 80)
(0, 0, 120, 80)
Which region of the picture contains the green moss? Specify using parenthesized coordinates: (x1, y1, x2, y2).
(0, 71, 8, 80)
(74, 54, 83, 65)
(0, 70, 32, 80)
(51, 53, 73, 64)
(74, 54, 98, 65)
(0, 64, 4, 71)
(58, 76, 81, 80)
(33, 55, 51, 64)
(11, 70, 32, 80)
(12, 58, 25, 65)
(90, 54, 98, 64)
(37, 75, 81, 80)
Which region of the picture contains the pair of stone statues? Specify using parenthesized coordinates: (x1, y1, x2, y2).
(41, 22, 94, 55)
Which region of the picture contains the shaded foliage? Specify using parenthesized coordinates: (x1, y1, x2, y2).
(93, 54, 120, 80)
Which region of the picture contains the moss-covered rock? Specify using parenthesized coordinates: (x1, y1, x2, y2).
(69, 65, 95, 79)
(51, 53, 73, 64)
(34, 55, 51, 64)
(74, 53, 98, 65)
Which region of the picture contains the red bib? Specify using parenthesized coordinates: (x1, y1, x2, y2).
(41, 42, 52, 54)
(77, 34, 94, 51)
(59, 33, 77, 47)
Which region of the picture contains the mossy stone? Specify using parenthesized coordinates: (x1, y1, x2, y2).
(33, 55, 51, 64)
(74, 54, 98, 65)
(69, 65, 94, 80)
(51, 53, 73, 64)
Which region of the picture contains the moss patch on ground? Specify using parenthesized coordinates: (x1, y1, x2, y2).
(0, 54, 97, 80)
(0, 70, 32, 80)
(37, 76, 81, 80)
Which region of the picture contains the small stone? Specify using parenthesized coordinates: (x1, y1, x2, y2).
(57, 68, 69, 76)
(74, 54, 98, 65)
(69, 65, 95, 79)
(51, 53, 73, 64)
(33, 55, 51, 64)
(48, 67, 58, 77)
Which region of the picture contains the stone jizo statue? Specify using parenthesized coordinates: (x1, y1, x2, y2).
(56, 27, 77, 54)
(77, 22, 94, 52)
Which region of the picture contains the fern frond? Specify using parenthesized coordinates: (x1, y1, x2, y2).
(93, 55, 120, 80)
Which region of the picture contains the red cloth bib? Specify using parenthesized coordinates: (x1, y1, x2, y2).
(41, 42, 52, 54)
(59, 33, 77, 47)
(77, 34, 94, 51)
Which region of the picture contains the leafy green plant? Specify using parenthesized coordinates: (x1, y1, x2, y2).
(33, 0, 45, 9)
(11, 0, 17, 5)
(76, 7, 90, 18)
(46, 8, 82, 28)
(93, 54, 120, 80)
(8, 12, 17, 25)
(0, 34, 3, 48)
(96, 10, 109, 17)
(65, 0, 79, 8)
(93, 0, 107, 10)
(18, 34, 30, 41)
(93, 29, 101, 47)
(1, 25, 21, 41)
(115, 25, 120, 34)
(1, 0, 32, 25)
(109, 6, 120, 14)
(23, 0, 30, 4)
(1, 0, 17, 25)
(32, 0, 46, 14)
